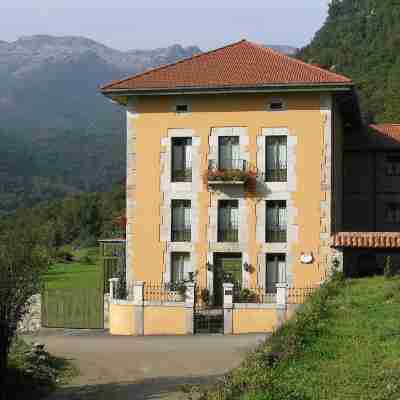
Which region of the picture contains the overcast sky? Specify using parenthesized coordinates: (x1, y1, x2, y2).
(1, 1, 330, 50)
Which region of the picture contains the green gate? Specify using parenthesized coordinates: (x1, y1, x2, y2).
(42, 287, 104, 329)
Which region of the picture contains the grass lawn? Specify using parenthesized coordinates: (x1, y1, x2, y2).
(43, 247, 103, 289)
(202, 276, 400, 400)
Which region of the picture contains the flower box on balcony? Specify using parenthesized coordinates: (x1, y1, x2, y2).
(206, 160, 256, 187)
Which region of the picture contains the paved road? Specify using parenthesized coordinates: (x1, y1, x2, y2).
(26, 330, 267, 400)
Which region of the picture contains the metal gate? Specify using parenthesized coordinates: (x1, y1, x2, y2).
(194, 286, 224, 334)
(42, 287, 104, 329)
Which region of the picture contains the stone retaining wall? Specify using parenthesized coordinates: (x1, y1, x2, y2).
(18, 294, 42, 333)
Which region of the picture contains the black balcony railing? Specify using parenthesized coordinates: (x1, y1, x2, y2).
(209, 159, 247, 171)
(265, 168, 287, 182)
(266, 229, 287, 243)
(171, 168, 192, 182)
(171, 228, 191, 242)
(218, 228, 239, 242)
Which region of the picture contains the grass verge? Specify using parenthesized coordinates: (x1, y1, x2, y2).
(199, 275, 400, 400)
(3, 338, 77, 400)
(43, 247, 102, 289)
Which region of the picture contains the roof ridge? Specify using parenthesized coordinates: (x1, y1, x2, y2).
(100, 39, 247, 90)
(246, 40, 352, 83)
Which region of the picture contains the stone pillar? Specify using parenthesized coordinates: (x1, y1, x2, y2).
(223, 283, 234, 335)
(133, 281, 144, 335)
(184, 282, 195, 335)
(276, 283, 288, 325)
(109, 278, 120, 300)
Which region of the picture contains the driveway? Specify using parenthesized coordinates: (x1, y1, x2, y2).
(27, 330, 267, 400)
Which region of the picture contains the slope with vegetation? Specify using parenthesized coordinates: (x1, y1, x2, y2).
(0, 36, 296, 215)
(201, 274, 400, 399)
(299, 0, 400, 123)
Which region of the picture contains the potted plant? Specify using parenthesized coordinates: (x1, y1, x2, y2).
(168, 281, 187, 301)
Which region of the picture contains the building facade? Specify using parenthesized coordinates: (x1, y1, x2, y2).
(101, 40, 359, 309)
(333, 123, 400, 276)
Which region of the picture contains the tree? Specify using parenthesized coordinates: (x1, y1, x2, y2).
(382, 58, 400, 122)
(0, 222, 50, 375)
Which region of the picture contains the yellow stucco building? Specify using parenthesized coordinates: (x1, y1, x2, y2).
(101, 40, 360, 334)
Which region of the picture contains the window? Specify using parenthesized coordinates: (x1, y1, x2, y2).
(385, 202, 400, 224)
(266, 201, 287, 242)
(171, 252, 190, 283)
(265, 136, 287, 182)
(171, 137, 192, 182)
(218, 136, 243, 170)
(175, 104, 189, 114)
(385, 155, 400, 176)
(171, 200, 191, 242)
(218, 200, 239, 242)
(268, 99, 284, 111)
(266, 254, 286, 294)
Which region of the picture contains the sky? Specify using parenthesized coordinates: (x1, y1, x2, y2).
(1, 1, 330, 51)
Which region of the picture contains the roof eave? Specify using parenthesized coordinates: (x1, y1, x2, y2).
(100, 83, 353, 97)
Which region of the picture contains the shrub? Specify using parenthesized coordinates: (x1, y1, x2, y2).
(80, 254, 93, 265)
(238, 288, 257, 303)
(54, 245, 74, 263)
(384, 255, 396, 278)
(0, 225, 50, 375)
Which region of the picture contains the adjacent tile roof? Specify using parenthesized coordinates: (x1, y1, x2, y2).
(101, 40, 352, 92)
(345, 123, 400, 150)
(332, 232, 400, 248)
(370, 124, 400, 140)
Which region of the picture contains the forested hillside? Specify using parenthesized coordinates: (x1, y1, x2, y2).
(299, 0, 400, 123)
(0, 183, 125, 250)
(0, 36, 296, 215)
(0, 36, 201, 215)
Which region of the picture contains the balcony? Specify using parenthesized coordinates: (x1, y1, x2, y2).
(206, 159, 253, 186)
(218, 228, 239, 242)
(265, 168, 287, 183)
(266, 229, 287, 243)
(171, 228, 191, 242)
(171, 168, 192, 183)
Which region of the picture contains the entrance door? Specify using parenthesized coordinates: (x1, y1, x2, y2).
(213, 253, 242, 306)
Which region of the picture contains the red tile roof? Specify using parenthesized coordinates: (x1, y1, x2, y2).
(370, 124, 400, 140)
(101, 40, 352, 92)
(332, 232, 400, 248)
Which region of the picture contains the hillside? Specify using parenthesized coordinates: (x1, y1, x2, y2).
(299, 0, 400, 123)
(0, 35, 296, 215)
(201, 275, 400, 399)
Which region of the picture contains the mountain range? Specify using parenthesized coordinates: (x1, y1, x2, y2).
(0, 35, 297, 214)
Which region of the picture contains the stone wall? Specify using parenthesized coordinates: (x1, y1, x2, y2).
(18, 294, 42, 333)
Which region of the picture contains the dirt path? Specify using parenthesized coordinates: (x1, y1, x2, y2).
(26, 330, 267, 400)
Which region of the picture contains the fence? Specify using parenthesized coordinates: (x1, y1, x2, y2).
(233, 284, 276, 304)
(233, 283, 319, 305)
(42, 287, 104, 329)
(103, 257, 122, 292)
(287, 286, 318, 304)
(110, 280, 189, 303)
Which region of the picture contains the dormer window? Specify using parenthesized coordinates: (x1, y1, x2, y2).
(176, 104, 189, 114)
(267, 98, 285, 111)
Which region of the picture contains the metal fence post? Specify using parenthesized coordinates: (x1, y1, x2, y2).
(223, 282, 234, 335)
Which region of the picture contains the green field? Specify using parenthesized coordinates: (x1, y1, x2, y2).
(202, 275, 400, 400)
(43, 247, 103, 289)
